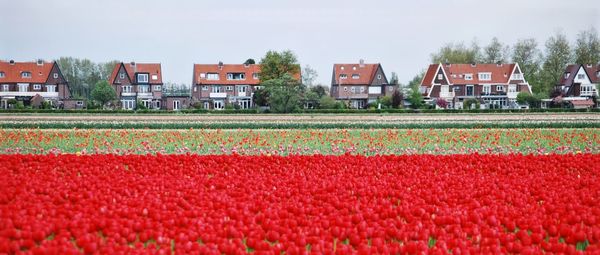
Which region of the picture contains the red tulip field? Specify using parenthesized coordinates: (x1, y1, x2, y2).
(1, 153, 599, 254)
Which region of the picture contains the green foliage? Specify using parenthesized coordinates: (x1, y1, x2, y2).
(302, 65, 318, 86)
(379, 96, 392, 108)
(263, 74, 304, 113)
(56, 57, 118, 100)
(15, 101, 25, 109)
(408, 89, 423, 109)
(390, 72, 399, 85)
(391, 90, 403, 109)
(136, 100, 147, 110)
(516, 92, 530, 105)
(259, 50, 301, 81)
(542, 32, 572, 94)
(574, 27, 600, 65)
(243, 58, 255, 65)
(309, 85, 328, 98)
(464, 99, 480, 110)
(318, 96, 337, 109)
(430, 40, 481, 64)
(252, 88, 269, 107)
(512, 38, 544, 93)
(91, 80, 117, 107)
(483, 37, 510, 63)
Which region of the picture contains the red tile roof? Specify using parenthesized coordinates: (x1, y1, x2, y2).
(571, 99, 595, 106)
(109, 62, 163, 84)
(583, 64, 600, 83)
(193, 64, 262, 85)
(0, 60, 55, 83)
(192, 64, 301, 85)
(332, 63, 380, 85)
(422, 63, 519, 87)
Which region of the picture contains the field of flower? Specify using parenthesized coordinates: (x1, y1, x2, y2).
(1, 128, 599, 155)
(1, 154, 598, 254)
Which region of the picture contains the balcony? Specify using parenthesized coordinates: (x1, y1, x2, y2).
(210, 92, 227, 98)
(439, 91, 455, 98)
(137, 92, 153, 98)
(0, 91, 59, 98)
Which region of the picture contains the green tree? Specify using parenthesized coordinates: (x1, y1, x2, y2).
(512, 38, 543, 93)
(309, 85, 328, 98)
(483, 37, 510, 63)
(244, 58, 256, 65)
(252, 89, 269, 107)
(431, 40, 481, 64)
(541, 32, 572, 95)
(259, 50, 301, 81)
(390, 72, 399, 85)
(408, 88, 423, 109)
(263, 74, 303, 113)
(91, 80, 117, 108)
(318, 96, 337, 109)
(574, 27, 600, 65)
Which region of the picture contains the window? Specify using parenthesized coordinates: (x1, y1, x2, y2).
(350, 87, 356, 93)
(437, 74, 443, 80)
(200, 73, 206, 78)
(154, 101, 161, 109)
(46, 85, 56, 93)
(226, 86, 233, 91)
(201, 86, 208, 91)
(33, 84, 42, 90)
(496, 85, 504, 92)
(173, 100, 181, 110)
(466, 85, 474, 96)
(478, 72, 491, 81)
(340, 66, 345, 70)
(577, 74, 585, 79)
(119, 73, 125, 79)
(211, 86, 223, 93)
(352, 66, 357, 70)
(206, 73, 219, 80)
(122, 100, 135, 110)
(508, 85, 517, 93)
(53, 73, 59, 79)
(21, 72, 31, 78)
(360, 87, 365, 93)
(153, 85, 162, 91)
(564, 72, 570, 79)
(465, 74, 473, 80)
(138, 85, 150, 93)
(352, 74, 360, 79)
(482, 85, 491, 94)
(389, 86, 394, 91)
(238, 86, 248, 93)
(122, 86, 132, 93)
(213, 100, 224, 110)
(597, 71, 600, 78)
(377, 74, 382, 79)
(343, 87, 348, 91)
(18, 84, 28, 92)
(227, 73, 245, 80)
(2, 84, 9, 91)
(0, 72, 4, 78)
(511, 73, 523, 80)
(137, 73, 149, 83)
(151, 74, 158, 80)
(340, 74, 347, 79)
(253, 73, 259, 79)
(76, 101, 83, 106)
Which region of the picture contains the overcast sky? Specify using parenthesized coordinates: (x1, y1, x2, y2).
(1, 0, 598, 85)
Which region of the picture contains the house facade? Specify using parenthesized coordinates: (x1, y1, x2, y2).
(330, 60, 393, 109)
(191, 62, 261, 110)
(557, 64, 599, 98)
(420, 63, 532, 109)
(108, 62, 163, 110)
(0, 59, 75, 109)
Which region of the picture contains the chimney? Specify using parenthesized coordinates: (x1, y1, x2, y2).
(359, 59, 365, 68)
(587, 64, 593, 68)
(37, 59, 44, 66)
(218, 61, 223, 70)
(496, 61, 502, 67)
(130, 61, 136, 66)
(9, 60, 15, 65)
(471, 62, 476, 67)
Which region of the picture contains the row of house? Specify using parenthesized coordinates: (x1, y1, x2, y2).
(1, 59, 598, 110)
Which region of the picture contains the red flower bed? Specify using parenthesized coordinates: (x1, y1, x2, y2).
(0, 154, 599, 254)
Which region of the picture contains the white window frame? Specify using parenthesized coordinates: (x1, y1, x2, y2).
(21, 72, 31, 78)
(496, 85, 504, 92)
(352, 74, 360, 79)
(46, 85, 56, 93)
(119, 73, 125, 79)
(339, 74, 347, 79)
(482, 85, 491, 94)
(76, 101, 84, 106)
(577, 74, 585, 80)
(0, 72, 5, 78)
(122, 100, 135, 110)
(343, 87, 348, 91)
(122, 85, 132, 93)
(2, 84, 9, 91)
(173, 100, 181, 110)
(377, 74, 382, 79)
(18, 83, 28, 92)
(138, 85, 150, 93)
(464, 74, 473, 80)
(137, 73, 149, 83)
(201, 86, 208, 91)
(151, 74, 158, 81)
(437, 74, 443, 80)
(350, 87, 356, 93)
(238, 85, 248, 93)
(226, 86, 233, 91)
(478, 72, 492, 81)
(153, 85, 162, 91)
(206, 73, 219, 80)
(200, 73, 206, 79)
(154, 100, 161, 109)
(253, 73, 259, 79)
(33, 84, 42, 90)
(53, 73, 59, 79)
(508, 84, 517, 93)
(360, 87, 365, 93)
(211, 86, 223, 93)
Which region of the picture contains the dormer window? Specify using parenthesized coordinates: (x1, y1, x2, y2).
(478, 72, 491, 81)
(53, 73, 59, 79)
(151, 74, 158, 80)
(377, 74, 382, 79)
(340, 66, 345, 70)
(465, 74, 473, 80)
(564, 72, 570, 79)
(137, 73, 149, 83)
(253, 73, 259, 79)
(21, 72, 32, 78)
(0, 72, 5, 78)
(339, 74, 347, 79)
(206, 73, 219, 80)
(33, 84, 42, 90)
(119, 73, 125, 79)
(227, 73, 245, 80)
(200, 73, 206, 79)
(352, 74, 360, 79)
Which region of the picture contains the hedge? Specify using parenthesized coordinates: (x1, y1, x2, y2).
(0, 108, 599, 114)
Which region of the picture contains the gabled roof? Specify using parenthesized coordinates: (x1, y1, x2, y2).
(193, 64, 262, 85)
(422, 63, 519, 86)
(109, 62, 163, 84)
(0, 60, 55, 83)
(583, 64, 600, 83)
(559, 64, 600, 86)
(559, 64, 582, 87)
(332, 63, 384, 85)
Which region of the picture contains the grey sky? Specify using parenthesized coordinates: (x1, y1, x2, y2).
(1, 0, 598, 86)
